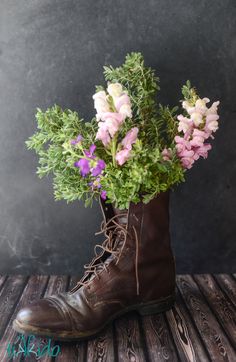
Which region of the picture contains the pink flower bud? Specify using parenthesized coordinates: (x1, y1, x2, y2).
(96, 122, 111, 146)
(114, 94, 132, 119)
(121, 127, 139, 150)
(162, 148, 172, 161)
(115, 149, 131, 166)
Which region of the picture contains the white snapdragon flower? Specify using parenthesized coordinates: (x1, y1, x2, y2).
(195, 98, 210, 115)
(93, 91, 110, 120)
(107, 83, 123, 98)
(190, 112, 203, 126)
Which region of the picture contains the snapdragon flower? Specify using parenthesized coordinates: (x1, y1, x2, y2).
(116, 127, 139, 165)
(121, 127, 139, 150)
(114, 94, 132, 119)
(115, 149, 131, 166)
(93, 91, 110, 121)
(174, 97, 220, 169)
(93, 83, 132, 147)
(107, 83, 123, 98)
(161, 148, 172, 161)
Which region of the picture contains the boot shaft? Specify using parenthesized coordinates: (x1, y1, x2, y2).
(126, 192, 175, 300)
(101, 192, 175, 301)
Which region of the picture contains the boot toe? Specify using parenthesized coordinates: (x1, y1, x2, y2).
(14, 297, 71, 333)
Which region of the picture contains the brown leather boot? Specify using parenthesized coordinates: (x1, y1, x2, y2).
(13, 191, 176, 341)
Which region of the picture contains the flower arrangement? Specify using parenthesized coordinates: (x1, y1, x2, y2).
(26, 53, 220, 209)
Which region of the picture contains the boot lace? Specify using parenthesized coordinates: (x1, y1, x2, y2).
(69, 213, 130, 294)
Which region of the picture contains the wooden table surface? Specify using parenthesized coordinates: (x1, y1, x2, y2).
(0, 274, 235, 361)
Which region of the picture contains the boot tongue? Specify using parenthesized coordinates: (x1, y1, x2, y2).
(98, 206, 128, 268)
(113, 206, 128, 226)
(71, 203, 128, 292)
(83, 206, 128, 283)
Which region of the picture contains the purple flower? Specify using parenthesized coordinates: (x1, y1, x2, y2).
(91, 159, 106, 177)
(101, 190, 107, 200)
(74, 158, 90, 177)
(70, 134, 83, 145)
(84, 144, 96, 158)
(89, 178, 101, 190)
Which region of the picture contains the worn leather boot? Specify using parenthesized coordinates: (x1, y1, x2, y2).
(13, 191, 176, 340)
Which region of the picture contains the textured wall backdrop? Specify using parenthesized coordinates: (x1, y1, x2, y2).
(0, 0, 235, 274)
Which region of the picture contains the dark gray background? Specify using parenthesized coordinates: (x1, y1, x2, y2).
(0, 0, 235, 274)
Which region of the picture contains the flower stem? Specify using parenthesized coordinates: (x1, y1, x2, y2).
(111, 135, 117, 167)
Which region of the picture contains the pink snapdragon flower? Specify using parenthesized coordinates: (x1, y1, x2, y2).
(114, 94, 132, 119)
(177, 115, 193, 134)
(116, 127, 139, 166)
(115, 149, 131, 166)
(101, 112, 124, 136)
(205, 114, 219, 133)
(179, 150, 195, 169)
(96, 112, 124, 146)
(174, 136, 191, 153)
(175, 97, 220, 169)
(121, 127, 139, 150)
(195, 143, 212, 159)
(190, 129, 208, 147)
(93, 83, 133, 147)
(162, 148, 172, 161)
(96, 122, 111, 146)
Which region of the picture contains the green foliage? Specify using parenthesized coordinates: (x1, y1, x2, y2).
(182, 80, 198, 104)
(100, 140, 184, 209)
(26, 53, 189, 209)
(103, 52, 159, 126)
(26, 106, 99, 205)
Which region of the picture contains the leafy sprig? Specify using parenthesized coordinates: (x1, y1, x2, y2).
(26, 53, 187, 208)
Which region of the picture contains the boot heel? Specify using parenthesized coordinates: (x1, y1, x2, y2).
(137, 295, 175, 316)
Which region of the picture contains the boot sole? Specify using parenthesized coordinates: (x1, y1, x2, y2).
(12, 293, 175, 342)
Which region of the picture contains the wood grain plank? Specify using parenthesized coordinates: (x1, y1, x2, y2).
(177, 275, 236, 362)
(0, 275, 48, 361)
(115, 312, 146, 362)
(214, 274, 236, 308)
(56, 341, 86, 362)
(55, 275, 87, 362)
(24, 275, 69, 362)
(194, 274, 236, 348)
(166, 288, 209, 362)
(0, 275, 27, 339)
(0, 274, 234, 362)
(87, 325, 115, 362)
(0, 276, 8, 292)
(142, 312, 178, 361)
